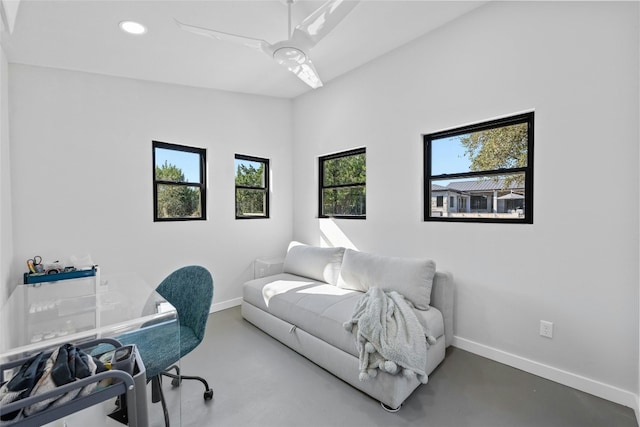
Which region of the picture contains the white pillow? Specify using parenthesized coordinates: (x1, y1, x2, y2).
(337, 249, 436, 310)
(282, 242, 345, 285)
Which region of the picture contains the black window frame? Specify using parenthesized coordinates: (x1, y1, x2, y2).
(424, 112, 534, 224)
(234, 154, 270, 219)
(318, 147, 366, 219)
(152, 140, 207, 222)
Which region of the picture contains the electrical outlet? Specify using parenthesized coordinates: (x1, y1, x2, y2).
(540, 320, 553, 338)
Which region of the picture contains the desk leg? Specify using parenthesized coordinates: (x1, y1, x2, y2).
(132, 370, 148, 427)
(107, 356, 149, 427)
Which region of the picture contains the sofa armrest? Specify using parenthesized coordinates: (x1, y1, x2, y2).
(430, 271, 454, 347)
(254, 257, 285, 279)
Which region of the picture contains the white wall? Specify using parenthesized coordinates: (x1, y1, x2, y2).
(0, 0, 21, 34)
(0, 41, 14, 349)
(293, 1, 639, 407)
(8, 65, 293, 308)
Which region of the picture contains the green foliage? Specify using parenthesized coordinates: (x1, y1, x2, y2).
(323, 187, 366, 216)
(323, 153, 366, 186)
(156, 161, 186, 182)
(236, 162, 266, 217)
(156, 161, 200, 218)
(322, 153, 366, 216)
(459, 123, 528, 188)
(235, 163, 264, 187)
(236, 189, 266, 217)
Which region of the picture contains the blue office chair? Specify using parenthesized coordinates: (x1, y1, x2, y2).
(118, 265, 214, 426)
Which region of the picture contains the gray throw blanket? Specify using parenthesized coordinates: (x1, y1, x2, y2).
(343, 287, 435, 384)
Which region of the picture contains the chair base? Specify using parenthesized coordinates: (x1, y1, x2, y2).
(150, 365, 214, 427)
(162, 364, 214, 401)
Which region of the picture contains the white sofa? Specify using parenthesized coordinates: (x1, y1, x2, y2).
(241, 242, 454, 411)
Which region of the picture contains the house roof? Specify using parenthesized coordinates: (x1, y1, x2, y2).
(431, 183, 450, 192)
(433, 178, 524, 193)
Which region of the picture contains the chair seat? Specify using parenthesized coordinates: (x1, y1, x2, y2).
(118, 323, 200, 378)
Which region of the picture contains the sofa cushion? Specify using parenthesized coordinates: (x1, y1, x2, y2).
(243, 273, 323, 312)
(243, 273, 445, 359)
(282, 242, 345, 286)
(337, 249, 436, 310)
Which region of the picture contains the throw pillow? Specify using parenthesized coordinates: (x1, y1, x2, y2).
(282, 242, 345, 285)
(337, 248, 436, 310)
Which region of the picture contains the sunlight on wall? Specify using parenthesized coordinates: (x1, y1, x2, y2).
(319, 218, 358, 249)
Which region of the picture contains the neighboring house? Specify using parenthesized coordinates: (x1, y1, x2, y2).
(431, 179, 525, 217)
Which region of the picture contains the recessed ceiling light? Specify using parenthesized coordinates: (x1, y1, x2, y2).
(119, 21, 147, 35)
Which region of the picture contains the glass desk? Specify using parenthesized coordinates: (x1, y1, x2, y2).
(0, 271, 181, 427)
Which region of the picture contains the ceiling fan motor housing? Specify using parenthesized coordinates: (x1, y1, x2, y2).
(273, 46, 307, 66)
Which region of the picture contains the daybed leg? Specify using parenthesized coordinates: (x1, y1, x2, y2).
(381, 402, 401, 413)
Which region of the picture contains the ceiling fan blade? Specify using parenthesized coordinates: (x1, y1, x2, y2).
(283, 59, 324, 89)
(175, 19, 274, 55)
(291, 0, 360, 48)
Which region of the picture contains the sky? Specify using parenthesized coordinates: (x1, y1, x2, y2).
(155, 147, 201, 182)
(431, 136, 473, 176)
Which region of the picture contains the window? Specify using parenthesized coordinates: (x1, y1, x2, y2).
(153, 141, 206, 221)
(319, 148, 366, 219)
(424, 112, 534, 223)
(235, 154, 269, 219)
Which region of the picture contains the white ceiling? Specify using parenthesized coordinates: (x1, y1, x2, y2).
(2, 0, 487, 98)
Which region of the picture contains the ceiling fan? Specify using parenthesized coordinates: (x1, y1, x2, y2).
(175, 0, 360, 89)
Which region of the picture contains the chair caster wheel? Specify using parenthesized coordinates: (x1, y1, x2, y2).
(171, 378, 181, 387)
(204, 389, 214, 400)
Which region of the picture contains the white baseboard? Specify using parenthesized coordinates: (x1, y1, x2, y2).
(452, 336, 638, 411)
(209, 297, 242, 313)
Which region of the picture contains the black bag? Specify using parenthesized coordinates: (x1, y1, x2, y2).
(0, 351, 47, 421)
(0, 343, 107, 420)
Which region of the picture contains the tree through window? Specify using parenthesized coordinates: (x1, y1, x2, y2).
(235, 154, 269, 219)
(153, 141, 206, 221)
(319, 148, 366, 219)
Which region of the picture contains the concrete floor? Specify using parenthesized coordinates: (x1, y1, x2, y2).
(173, 307, 637, 427)
(56, 306, 637, 427)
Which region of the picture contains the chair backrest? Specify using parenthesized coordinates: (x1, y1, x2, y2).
(156, 266, 214, 341)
